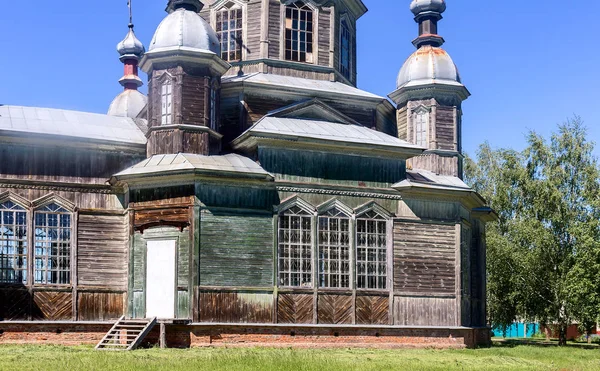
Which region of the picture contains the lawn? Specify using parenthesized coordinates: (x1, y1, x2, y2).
(0, 341, 599, 371)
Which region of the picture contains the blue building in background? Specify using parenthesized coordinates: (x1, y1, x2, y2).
(492, 323, 539, 338)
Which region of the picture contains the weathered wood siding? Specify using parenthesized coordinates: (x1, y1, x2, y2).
(78, 292, 125, 321)
(393, 296, 456, 326)
(196, 183, 277, 210)
(397, 106, 408, 141)
(197, 291, 273, 323)
(199, 211, 273, 287)
(406, 154, 460, 178)
(246, 0, 262, 59)
(32, 291, 73, 321)
(277, 293, 314, 324)
(78, 212, 128, 290)
(436, 106, 456, 151)
(0, 288, 30, 320)
(460, 223, 472, 326)
(258, 147, 405, 187)
(355, 295, 389, 325)
(317, 8, 330, 67)
(268, 0, 281, 58)
(317, 294, 352, 324)
(0, 144, 144, 185)
(394, 221, 456, 295)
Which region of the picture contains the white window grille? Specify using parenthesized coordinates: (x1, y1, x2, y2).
(34, 203, 71, 285)
(356, 210, 387, 290)
(216, 4, 243, 61)
(161, 80, 173, 126)
(318, 207, 351, 288)
(0, 201, 28, 284)
(415, 110, 429, 148)
(278, 205, 313, 288)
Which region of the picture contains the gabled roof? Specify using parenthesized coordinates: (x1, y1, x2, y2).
(231, 100, 424, 159)
(111, 153, 273, 183)
(0, 105, 147, 146)
(222, 73, 383, 100)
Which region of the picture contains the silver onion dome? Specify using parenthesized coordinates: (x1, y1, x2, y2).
(396, 45, 461, 89)
(117, 25, 145, 61)
(148, 4, 220, 55)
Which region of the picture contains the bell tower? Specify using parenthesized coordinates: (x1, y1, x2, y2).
(140, 0, 231, 157)
(389, 0, 469, 178)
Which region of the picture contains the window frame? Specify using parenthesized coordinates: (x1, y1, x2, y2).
(0, 193, 76, 288)
(211, 0, 247, 62)
(160, 76, 174, 126)
(33, 202, 74, 286)
(276, 196, 316, 289)
(317, 200, 354, 290)
(338, 14, 354, 81)
(0, 196, 30, 285)
(413, 106, 431, 148)
(276, 198, 393, 294)
(280, 0, 319, 64)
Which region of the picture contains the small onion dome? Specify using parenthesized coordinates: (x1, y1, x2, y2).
(108, 89, 148, 118)
(148, 6, 220, 55)
(396, 45, 461, 89)
(117, 25, 145, 61)
(410, 0, 446, 16)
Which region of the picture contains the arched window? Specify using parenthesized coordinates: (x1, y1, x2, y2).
(284, 1, 314, 63)
(318, 204, 351, 288)
(215, 2, 243, 61)
(414, 108, 429, 148)
(278, 201, 314, 288)
(339, 18, 352, 80)
(0, 201, 28, 284)
(160, 79, 173, 126)
(34, 203, 72, 285)
(355, 205, 390, 290)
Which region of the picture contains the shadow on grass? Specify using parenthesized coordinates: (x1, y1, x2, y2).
(493, 338, 599, 350)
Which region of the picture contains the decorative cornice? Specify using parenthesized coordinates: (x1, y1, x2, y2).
(0, 181, 118, 195)
(276, 186, 403, 200)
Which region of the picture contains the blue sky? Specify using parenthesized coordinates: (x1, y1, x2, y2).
(0, 0, 598, 157)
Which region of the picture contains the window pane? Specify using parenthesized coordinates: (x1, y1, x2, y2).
(278, 211, 313, 288)
(34, 203, 71, 285)
(0, 202, 28, 284)
(356, 211, 388, 290)
(284, 2, 313, 63)
(216, 7, 243, 61)
(318, 209, 351, 288)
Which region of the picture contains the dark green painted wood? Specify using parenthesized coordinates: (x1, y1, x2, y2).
(196, 183, 278, 210)
(177, 290, 190, 319)
(258, 147, 406, 187)
(199, 211, 274, 287)
(133, 233, 146, 290)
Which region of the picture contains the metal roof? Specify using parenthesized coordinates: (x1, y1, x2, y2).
(222, 73, 383, 100)
(0, 105, 147, 145)
(393, 169, 471, 191)
(113, 153, 273, 180)
(247, 117, 421, 149)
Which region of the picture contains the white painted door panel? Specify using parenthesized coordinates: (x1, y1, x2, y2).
(146, 240, 176, 319)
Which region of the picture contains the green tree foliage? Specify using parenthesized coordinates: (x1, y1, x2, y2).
(465, 117, 600, 345)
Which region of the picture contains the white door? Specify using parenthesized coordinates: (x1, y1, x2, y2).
(146, 240, 176, 319)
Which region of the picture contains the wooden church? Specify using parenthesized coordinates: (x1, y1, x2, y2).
(0, 0, 495, 348)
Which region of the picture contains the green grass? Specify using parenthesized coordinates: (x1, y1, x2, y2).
(0, 342, 599, 371)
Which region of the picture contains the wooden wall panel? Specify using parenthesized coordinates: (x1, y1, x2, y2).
(78, 213, 128, 290)
(436, 106, 456, 151)
(393, 296, 456, 326)
(246, 0, 262, 59)
(355, 296, 388, 325)
(394, 221, 456, 295)
(134, 207, 190, 230)
(32, 291, 72, 321)
(268, 0, 281, 59)
(317, 294, 352, 325)
(181, 74, 210, 126)
(198, 291, 273, 323)
(78, 292, 125, 321)
(397, 106, 408, 141)
(0, 288, 30, 320)
(277, 294, 314, 324)
(317, 8, 330, 67)
(199, 211, 273, 287)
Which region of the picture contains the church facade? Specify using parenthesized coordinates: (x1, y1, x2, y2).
(0, 0, 494, 348)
